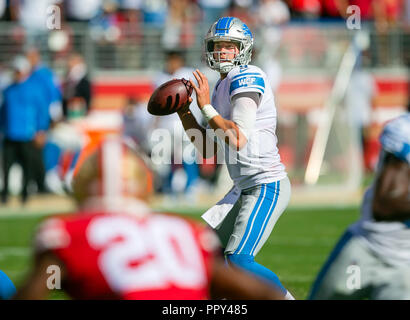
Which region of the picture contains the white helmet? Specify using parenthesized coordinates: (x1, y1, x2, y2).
(205, 17, 253, 74)
(379, 113, 410, 165)
(72, 136, 154, 205)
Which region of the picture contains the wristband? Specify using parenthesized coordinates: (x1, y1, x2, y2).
(201, 104, 219, 122)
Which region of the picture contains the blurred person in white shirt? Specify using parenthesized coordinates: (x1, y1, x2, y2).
(152, 50, 203, 196)
(64, 0, 102, 22)
(10, 0, 63, 46)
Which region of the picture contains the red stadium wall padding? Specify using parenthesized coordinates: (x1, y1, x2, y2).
(91, 76, 408, 112)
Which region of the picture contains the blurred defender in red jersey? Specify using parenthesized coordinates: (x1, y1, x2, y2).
(15, 137, 283, 300)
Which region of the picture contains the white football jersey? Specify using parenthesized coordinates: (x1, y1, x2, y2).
(210, 64, 287, 190)
(349, 186, 410, 267)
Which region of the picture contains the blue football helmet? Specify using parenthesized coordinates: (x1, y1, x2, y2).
(204, 17, 253, 74)
(379, 113, 410, 164)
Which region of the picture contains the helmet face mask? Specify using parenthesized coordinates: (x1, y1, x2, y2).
(205, 17, 253, 74)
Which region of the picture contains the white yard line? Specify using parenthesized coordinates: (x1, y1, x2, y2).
(0, 247, 31, 260)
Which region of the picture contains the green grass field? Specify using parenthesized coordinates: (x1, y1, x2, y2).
(0, 205, 360, 300)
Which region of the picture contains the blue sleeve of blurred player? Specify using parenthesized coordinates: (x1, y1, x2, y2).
(34, 89, 50, 131)
(35, 67, 62, 104)
(0, 99, 5, 134)
(0, 270, 16, 299)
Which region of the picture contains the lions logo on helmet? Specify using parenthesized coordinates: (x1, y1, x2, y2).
(205, 17, 253, 74)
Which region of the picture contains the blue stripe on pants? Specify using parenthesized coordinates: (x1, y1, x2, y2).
(234, 185, 266, 254)
(237, 182, 278, 255)
(250, 181, 280, 256)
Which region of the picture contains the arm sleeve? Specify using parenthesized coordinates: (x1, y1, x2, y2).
(0, 99, 5, 133)
(35, 92, 50, 131)
(231, 92, 260, 140)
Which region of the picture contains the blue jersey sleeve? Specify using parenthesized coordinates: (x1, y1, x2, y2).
(0, 270, 16, 299)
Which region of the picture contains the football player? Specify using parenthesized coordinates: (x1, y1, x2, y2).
(309, 113, 410, 300)
(177, 17, 294, 299)
(15, 136, 283, 300)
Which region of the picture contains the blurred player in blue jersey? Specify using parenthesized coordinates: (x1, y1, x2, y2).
(177, 17, 294, 299)
(309, 113, 410, 300)
(0, 270, 16, 299)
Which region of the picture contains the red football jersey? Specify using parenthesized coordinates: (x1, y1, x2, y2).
(35, 211, 220, 300)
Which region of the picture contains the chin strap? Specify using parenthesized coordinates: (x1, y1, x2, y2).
(218, 61, 235, 74)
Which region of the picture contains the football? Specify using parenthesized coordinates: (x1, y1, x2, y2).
(147, 78, 193, 116)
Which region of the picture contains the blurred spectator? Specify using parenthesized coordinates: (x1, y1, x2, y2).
(9, 0, 63, 46)
(255, 0, 295, 172)
(0, 0, 5, 20)
(89, 0, 121, 41)
(288, 0, 322, 20)
(62, 53, 92, 119)
(334, 0, 374, 21)
(333, 1, 401, 66)
(26, 47, 63, 124)
(0, 63, 11, 102)
(161, 0, 201, 50)
(64, 0, 102, 22)
(122, 96, 155, 154)
(116, 0, 142, 31)
(198, 0, 230, 25)
(345, 56, 377, 172)
(141, 0, 167, 27)
(89, 0, 121, 68)
(117, 0, 142, 12)
(114, 0, 143, 68)
(258, 0, 290, 27)
(0, 56, 48, 204)
(224, 0, 256, 29)
(153, 50, 203, 196)
(256, 0, 290, 64)
(255, 0, 289, 94)
(333, 0, 401, 31)
(377, 0, 401, 30)
(137, 0, 168, 69)
(26, 47, 62, 193)
(320, 0, 343, 20)
(405, 0, 410, 25)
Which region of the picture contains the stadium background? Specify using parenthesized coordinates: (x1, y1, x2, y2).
(0, 0, 409, 299)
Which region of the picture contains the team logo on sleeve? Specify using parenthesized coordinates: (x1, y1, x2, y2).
(238, 77, 256, 86)
(229, 73, 265, 95)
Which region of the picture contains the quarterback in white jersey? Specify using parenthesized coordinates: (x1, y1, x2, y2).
(309, 113, 410, 300)
(177, 17, 293, 299)
(211, 64, 287, 190)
